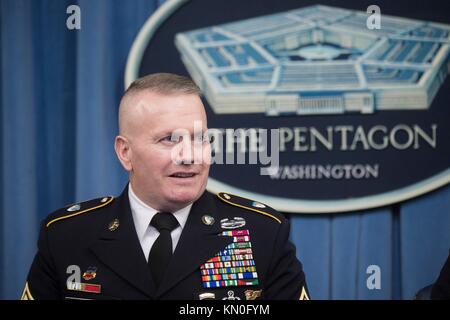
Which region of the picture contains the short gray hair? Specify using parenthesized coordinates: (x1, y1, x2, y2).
(124, 73, 201, 97)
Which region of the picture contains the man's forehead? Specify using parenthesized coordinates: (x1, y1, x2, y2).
(151, 117, 208, 133)
(121, 90, 207, 134)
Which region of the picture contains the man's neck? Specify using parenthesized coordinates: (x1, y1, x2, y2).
(128, 182, 192, 213)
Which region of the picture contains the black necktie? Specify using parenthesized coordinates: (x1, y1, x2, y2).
(148, 212, 179, 287)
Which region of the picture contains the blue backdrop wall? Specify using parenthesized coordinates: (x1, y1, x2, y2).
(1, 0, 449, 299)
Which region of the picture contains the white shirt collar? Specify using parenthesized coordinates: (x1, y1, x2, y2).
(128, 184, 191, 241)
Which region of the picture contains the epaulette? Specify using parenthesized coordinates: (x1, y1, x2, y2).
(216, 192, 282, 224)
(45, 196, 114, 227)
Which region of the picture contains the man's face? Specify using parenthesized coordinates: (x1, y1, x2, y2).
(118, 91, 211, 212)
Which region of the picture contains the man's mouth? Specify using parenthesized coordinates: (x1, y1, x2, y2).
(169, 172, 197, 178)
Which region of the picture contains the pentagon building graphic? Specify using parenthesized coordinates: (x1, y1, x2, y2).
(175, 5, 450, 116)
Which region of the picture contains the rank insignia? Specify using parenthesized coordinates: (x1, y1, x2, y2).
(220, 217, 246, 229)
(299, 286, 310, 300)
(200, 229, 259, 289)
(67, 281, 101, 294)
(20, 282, 34, 300)
(82, 266, 97, 281)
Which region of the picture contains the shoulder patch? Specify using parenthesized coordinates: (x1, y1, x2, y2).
(46, 196, 114, 227)
(217, 192, 282, 224)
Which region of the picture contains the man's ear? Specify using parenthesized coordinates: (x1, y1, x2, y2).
(115, 135, 133, 171)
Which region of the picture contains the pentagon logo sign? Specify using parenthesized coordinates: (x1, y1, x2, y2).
(126, 0, 450, 213)
(175, 5, 448, 116)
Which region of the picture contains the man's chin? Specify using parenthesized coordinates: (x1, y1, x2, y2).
(166, 190, 204, 209)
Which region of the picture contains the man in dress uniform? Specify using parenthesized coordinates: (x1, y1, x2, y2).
(21, 73, 309, 300)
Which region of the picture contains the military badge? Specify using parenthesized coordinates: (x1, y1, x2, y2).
(245, 289, 262, 300)
(108, 219, 120, 231)
(82, 266, 97, 281)
(202, 215, 215, 226)
(222, 290, 240, 300)
(199, 292, 216, 300)
(220, 217, 246, 229)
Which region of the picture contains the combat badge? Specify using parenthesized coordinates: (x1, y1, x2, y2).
(220, 217, 246, 229)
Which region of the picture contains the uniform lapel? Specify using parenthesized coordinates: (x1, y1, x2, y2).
(89, 186, 156, 298)
(156, 191, 233, 298)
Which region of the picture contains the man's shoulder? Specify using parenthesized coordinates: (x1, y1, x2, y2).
(213, 191, 287, 226)
(43, 196, 115, 229)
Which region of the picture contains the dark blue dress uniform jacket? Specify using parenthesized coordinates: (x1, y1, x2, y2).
(21, 186, 309, 300)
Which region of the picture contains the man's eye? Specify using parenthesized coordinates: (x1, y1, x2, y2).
(160, 136, 175, 143)
(160, 135, 183, 144)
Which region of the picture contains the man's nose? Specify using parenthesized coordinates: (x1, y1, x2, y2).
(178, 139, 194, 165)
